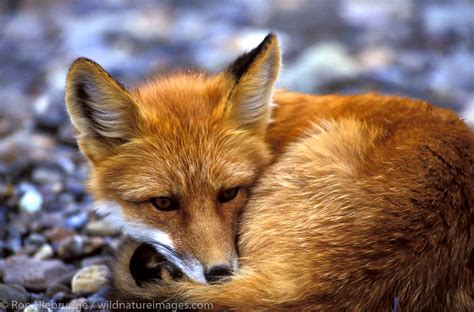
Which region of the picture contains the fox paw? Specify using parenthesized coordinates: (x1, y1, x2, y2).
(129, 243, 183, 287)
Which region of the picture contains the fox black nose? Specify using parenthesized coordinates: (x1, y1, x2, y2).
(205, 265, 232, 283)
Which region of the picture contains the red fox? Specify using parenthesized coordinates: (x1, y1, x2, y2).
(65, 34, 473, 310)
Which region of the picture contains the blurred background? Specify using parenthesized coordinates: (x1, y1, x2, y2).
(0, 0, 473, 309)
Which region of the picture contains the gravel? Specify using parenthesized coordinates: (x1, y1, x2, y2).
(0, 1, 472, 311)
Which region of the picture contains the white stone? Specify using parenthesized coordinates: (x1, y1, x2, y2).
(33, 244, 54, 260)
(19, 184, 43, 213)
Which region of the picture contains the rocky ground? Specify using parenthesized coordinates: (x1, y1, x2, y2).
(0, 0, 473, 311)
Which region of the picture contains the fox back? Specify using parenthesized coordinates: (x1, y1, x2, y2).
(101, 35, 474, 310)
(111, 93, 474, 311)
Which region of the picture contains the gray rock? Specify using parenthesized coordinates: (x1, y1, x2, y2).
(56, 193, 77, 213)
(57, 235, 84, 260)
(31, 167, 63, 185)
(23, 243, 41, 256)
(30, 212, 67, 233)
(51, 291, 76, 304)
(49, 270, 77, 288)
(34, 99, 66, 133)
(65, 211, 88, 230)
(44, 226, 76, 244)
(61, 297, 88, 312)
(46, 283, 70, 298)
(2, 256, 73, 291)
(3, 236, 22, 255)
(25, 233, 47, 246)
(71, 265, 109, 296)
(87, 290, 108, 309)
(0, 284, 30, 306)
(80, 255, 112, 268)
(57, 236, 105, 260)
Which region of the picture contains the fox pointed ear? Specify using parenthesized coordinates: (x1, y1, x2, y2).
(225, 33, 281, 133)
(65, 58, 139, 162)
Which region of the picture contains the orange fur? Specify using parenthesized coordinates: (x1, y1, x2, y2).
(65, 34, 474, 310)
(111, 94, 474, 311)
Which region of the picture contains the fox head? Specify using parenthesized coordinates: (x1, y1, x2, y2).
(65, 34, 281, 284)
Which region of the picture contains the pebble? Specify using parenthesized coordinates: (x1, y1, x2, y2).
(87, 290, 108, 309)
(57, 236, 84, 260)
(0, 284, 30, 306)
(31, 167, 63, 185)
(51, 291, 76, 304)
(57, 236, 105, 260)
(62, 297, 88, 312)
(71, 265, 109, 296)
(34, 244, 54, 260)
(29, 293, 44, 302)
(34, 100, 66, 133)
(25, 233, 47, 246)
(2, 256, 73, 291)
(56, 193, 78, 212)
(3, 237, 22, 256)
(31, 212, 67, 233)
(18, 183, 43, 213)
(85, 219, 121, 236)
(46, 283, 70, 298)
(50, 270, 77, 288)
(44, 226, 76, 244)
(65, 211, 88, 230)
(23, 243, 41, 256)
(23, 302, 44, 312)
(3, 224, 25, 256)
(80, 255, 112, 268)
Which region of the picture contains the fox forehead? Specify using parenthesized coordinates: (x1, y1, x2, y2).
(133, 73, 230, 121)
(83, 71, 272, 203)
(98, 130, 259, 202)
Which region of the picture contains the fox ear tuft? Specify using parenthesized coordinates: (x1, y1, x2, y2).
(65, 58, 139, 162)
(226, 33, 281, 132)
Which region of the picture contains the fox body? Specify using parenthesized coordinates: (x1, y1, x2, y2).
(66, 34, 474, 310)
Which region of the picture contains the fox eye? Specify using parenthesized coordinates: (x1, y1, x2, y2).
(218, 187, 240, 203)
(150, 196, 179, 211)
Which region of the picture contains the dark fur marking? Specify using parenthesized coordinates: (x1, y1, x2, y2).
(75, 81, 108, 135)
(130, 243, 164, 287)
(227, 33, 275, 82)
(75, 81, 129, 145)
(424, 145, 455, 173)
(129, 243, 183, 287)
